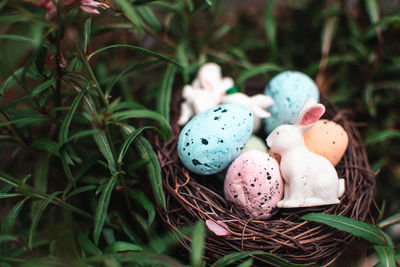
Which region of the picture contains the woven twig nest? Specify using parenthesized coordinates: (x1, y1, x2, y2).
(154, 89, 375, 266)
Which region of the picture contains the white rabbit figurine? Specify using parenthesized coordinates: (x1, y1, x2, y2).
(222, 93, 274, 132)
(178, 63, 234, 125)
(266, 97, 345, 208)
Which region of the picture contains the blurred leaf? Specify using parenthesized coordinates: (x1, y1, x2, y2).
(0, 67, 23, 96)
(373, 246, 396, 267)
(263, 0, 277, 52)
(364, 0, 380, 24)
(0, 116, 47, 127)
(33, 153, 50, 194)
(137, 6, 161, 31)
(78, 233, 102, 256)
(106, 59, 159, 97)
(0, 197, 29, 253)
(301, 213, 392, 247)
(0, 34, 35, 43)
(104, 241, 143, 254)
(114, 0, 144, 35)
(128, 189, 156, 226)
(205, 0, 214, 6)
(92, 131, 117, 174)
(93, 172, 118, 245)
(0, 193, 19, 199)
(156, 64, 177, 122)
(134, 135, 166, 210)
(378, 213, 400, 229)
(117, 253, 185, 266)
(30, 77, 56, 98)
(67, 185, 97, 199)
(32, 139, 60, 157)
(65, 129, 98, 144)
(83, 18, 92, 54)
(88, 44, 181, 67)
(110, 109, 171, 140)
(366, 131, 400, 145)
(191, 221, 205, 267)
(364, 83, 376, 117)
(237, 258, 253, 267)
(211, 251, 311, 267)
(237, 63, 283, 87)
(28, 191, 60, 249)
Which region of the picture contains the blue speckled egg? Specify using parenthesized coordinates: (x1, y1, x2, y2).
(178, 103, 254, 175)
(263, 71, 319, 134)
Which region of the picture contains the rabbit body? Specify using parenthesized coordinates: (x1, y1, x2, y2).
(266, 98, 345, 208)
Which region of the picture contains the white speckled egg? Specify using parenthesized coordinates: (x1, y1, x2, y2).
(178, 103, 254, 175)
(304, 119, 349, 166)
(224, 150, 283, 219)
(264, 71, 320, 134)
(241, 135, 268, 154)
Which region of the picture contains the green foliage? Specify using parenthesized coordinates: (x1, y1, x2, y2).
(0, 0, 399, 266)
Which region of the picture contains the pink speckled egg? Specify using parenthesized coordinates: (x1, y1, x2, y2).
(224, 150, 283, 219)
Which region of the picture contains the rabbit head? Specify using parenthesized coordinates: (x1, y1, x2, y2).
(266, 97, 325, 154)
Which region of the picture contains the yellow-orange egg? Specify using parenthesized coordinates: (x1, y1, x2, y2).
(304, 119, 349, 166)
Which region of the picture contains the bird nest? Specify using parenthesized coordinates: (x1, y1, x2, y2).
(153, 90, 375, 266)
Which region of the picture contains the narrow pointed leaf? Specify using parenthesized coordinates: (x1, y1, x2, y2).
(191, 221, 206, 267)
(77, 233, 102, 256)
(373, 246, 396, 267)
(301, 213, 391, 247)
(237, 258, 253, 267)
(88, 44, 181, 67)
(93, 172, 118, 245)
(83, 18, 92, 53)
(129, 189, 156, 226)
(28, 191, 61, 249)
(114, 0, 144, 35)
(92, 131, 116, 174)
(366, 130, 400, 145)
(156, 64, 177, 122)
(378, 213, 400, 229)
(104, 241, 143, 254)
(0, 193, 19, 199)
(30, 78, 56, 98)
(118, 126, 153, 164)
(134, 136, 166, 210)
(0, 198, 29, 254)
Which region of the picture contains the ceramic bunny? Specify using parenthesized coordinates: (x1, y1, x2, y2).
(178, 63, 234, 125)
(266, 98, 345, 208)
(222, 93, 274, 132)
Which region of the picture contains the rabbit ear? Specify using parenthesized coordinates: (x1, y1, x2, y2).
(297, 99, 325, 131)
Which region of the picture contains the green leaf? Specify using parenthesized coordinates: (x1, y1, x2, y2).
(137, 6, 161, 31)
(205, 0, 214, 6)
(104, 241, 143, 254)
(378, 213, 400, 229)
(114, 0, 144, 35)
(364, 0, 380, 24)
(128, 189, 156, 226)
(110, 109, 171, 140)
(118, 253, 185, 266)
(0, 67, 23, 96)
(83, 18, 92, 54)
(59, 89, 87, 144)
(0, 34, 35, 43)
(211, 251, 311, 267)
(92, 131, 117, 174)
(93, 172, 118, 245)
(30, 78, 56, 98)
(88, 44, 181, 67)
(67, 185, 97, 199)
(0, 116, 47, 127)
(118, 126, 153, 164)
(373, 246, 396, 267)
(106, 59, 160, 98)
(77, 233, 102, 256)
(191, 221, 206, 267)
(263, 0, 277, 52)
(133, 136, 166, 210)
(65, 129, 98, 144)
(0, 193, 19, 199)
(28, 191, 61, 249)
(156, 64, 177, 123)
(0, 198, 29, 254)
(237, 258, 253, 267)
(32, 139, 60, 157)
(301, 213, 391, 247)
(366, 131, 400, 145)
(237, 63, 284, 87)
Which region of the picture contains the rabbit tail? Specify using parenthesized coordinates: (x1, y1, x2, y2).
(338, 179, 345, 198)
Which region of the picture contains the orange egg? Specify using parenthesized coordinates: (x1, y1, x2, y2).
(304, 119, 349, 166)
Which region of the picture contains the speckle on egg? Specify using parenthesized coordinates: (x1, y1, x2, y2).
(224, 150, 283, 220)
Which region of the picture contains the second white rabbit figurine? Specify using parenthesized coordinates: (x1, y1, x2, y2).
(266, 98, 345, 208)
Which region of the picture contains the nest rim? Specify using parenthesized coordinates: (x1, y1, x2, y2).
(154, 94, 375, 266)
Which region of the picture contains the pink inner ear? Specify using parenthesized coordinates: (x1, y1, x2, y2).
(300, 106, 325, 126)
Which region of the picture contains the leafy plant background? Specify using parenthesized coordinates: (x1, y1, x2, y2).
(0, 0, 399, 266)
